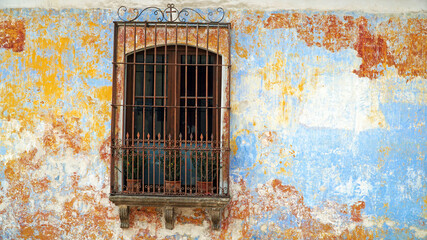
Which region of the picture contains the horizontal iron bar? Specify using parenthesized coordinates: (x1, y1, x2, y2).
(114, 145, 230, 150)
(112, 62, 230, 67)
(111, 104, 231, 109)
(110, 194, 230, 205)
(133, 96, 214, 99)
(114, 21, 230, 28)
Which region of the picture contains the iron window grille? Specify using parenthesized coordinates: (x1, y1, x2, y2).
(110, 4, 231, 201)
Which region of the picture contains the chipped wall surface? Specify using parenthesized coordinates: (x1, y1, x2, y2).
(0, 7, 426, 239)
(1, 0, 426, 12)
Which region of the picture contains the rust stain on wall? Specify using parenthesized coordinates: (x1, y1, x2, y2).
(264, 13, 358, 51)
(99, 136, 111, 164)
(44, 117, 87, 154)
(353, 18, 393, 79)
(0, 19, 25, 52)
(218, 178, 254, 239)
(130, 207, 162, 231)
(378, 18, 427, 81)
(340, 226, 374, 239)
(5, 149, 39, 183)
(262, 180, 371, 238)
(351, 201, 366, 222)
(176, 208, 207, 226)
(264, 13, 426, 80)
(31, 177, 51, 194)
(220, 179, 373, 239)
(271, 179, 310, 216)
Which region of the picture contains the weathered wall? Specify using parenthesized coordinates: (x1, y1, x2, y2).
(0, 7, 426, 239)
(1, 0, 426, 12)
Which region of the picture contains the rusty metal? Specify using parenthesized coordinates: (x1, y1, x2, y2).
(110, 23, 118, 194)
(111, 4, 230, 197)
(117, 4, 225, 23)
(113, 133, 229, 195)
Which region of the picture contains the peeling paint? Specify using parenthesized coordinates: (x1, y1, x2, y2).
(0, 8, 426, 239)
(263, 13, 427, 80)
(0, 19, 25, 52)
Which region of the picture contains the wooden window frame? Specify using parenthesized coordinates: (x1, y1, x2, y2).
(125, 45, 222, 142)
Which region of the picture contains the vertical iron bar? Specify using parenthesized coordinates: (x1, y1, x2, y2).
(132, 23, 137, 192)
(227, 23, 231, 196)
(137, 133, 140, 192)
(215, 24, 220, 195)
(125, 134, 129, 192)
(132, 23, 136, 142)
(205, 25, 209, 139)
(153, 23, 157, 192)
(158, 133, 161, 192)
(195, 24, 199, 193)
(122, 22, 127, 144)
(142, 23, 150, 192)
(142, 23, 147, 193)
(163, 24, 168, 193)
(184, 23, 188, 194)
(174, 23, 179, 193)
(122, 23, 127, 192)
(205, 25, 209, 193)
(131, 142, 134, 192)
(110, 22, 118, 194)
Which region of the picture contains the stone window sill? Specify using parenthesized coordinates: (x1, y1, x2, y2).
(109, 194, 230, 229)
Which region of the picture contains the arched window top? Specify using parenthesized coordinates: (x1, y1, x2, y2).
(126, 44, 222, 60)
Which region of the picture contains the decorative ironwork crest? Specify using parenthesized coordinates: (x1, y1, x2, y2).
(117, 3, 225, 23)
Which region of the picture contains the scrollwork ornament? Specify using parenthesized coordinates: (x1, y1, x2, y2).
(117, 4, 225, 23)
(117, 6, 164, 22)
(208, 7, 225, 23)
(178, 7, 225, 23)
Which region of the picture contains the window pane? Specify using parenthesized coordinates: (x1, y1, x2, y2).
(136, 53, 144, 63)
(146, 99, 154, 138)
(128, 53, 167, 139)
(135, 71, 143, 96)
(180, 55, 196, 97)
(179, 99, 196, 139)
(156, 70, 165, 97)
(193, 99, 213, 138)
(178, 55, 215, 97)
(138, 98, 164, 139)
(154, 105, 164, 138)
(178, 98, 215, 139)
(134, 99, 144, 137)
(155, 99, 165, 138)
(146, 54, 153, 63)
(145, 65, 154, 96)
(132, 54, 165, 97)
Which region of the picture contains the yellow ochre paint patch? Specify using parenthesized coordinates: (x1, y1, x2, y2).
(94, 86, 112, 102)
(0, 12, 111, 149)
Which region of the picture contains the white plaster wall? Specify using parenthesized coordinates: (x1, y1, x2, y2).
(0, 0, 426, 12)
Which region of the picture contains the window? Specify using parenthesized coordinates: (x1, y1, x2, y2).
(122, 46, 222, 194)
(109, 4, 231, 230)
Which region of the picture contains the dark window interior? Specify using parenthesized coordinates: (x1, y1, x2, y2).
(125, 46, 221, 142)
